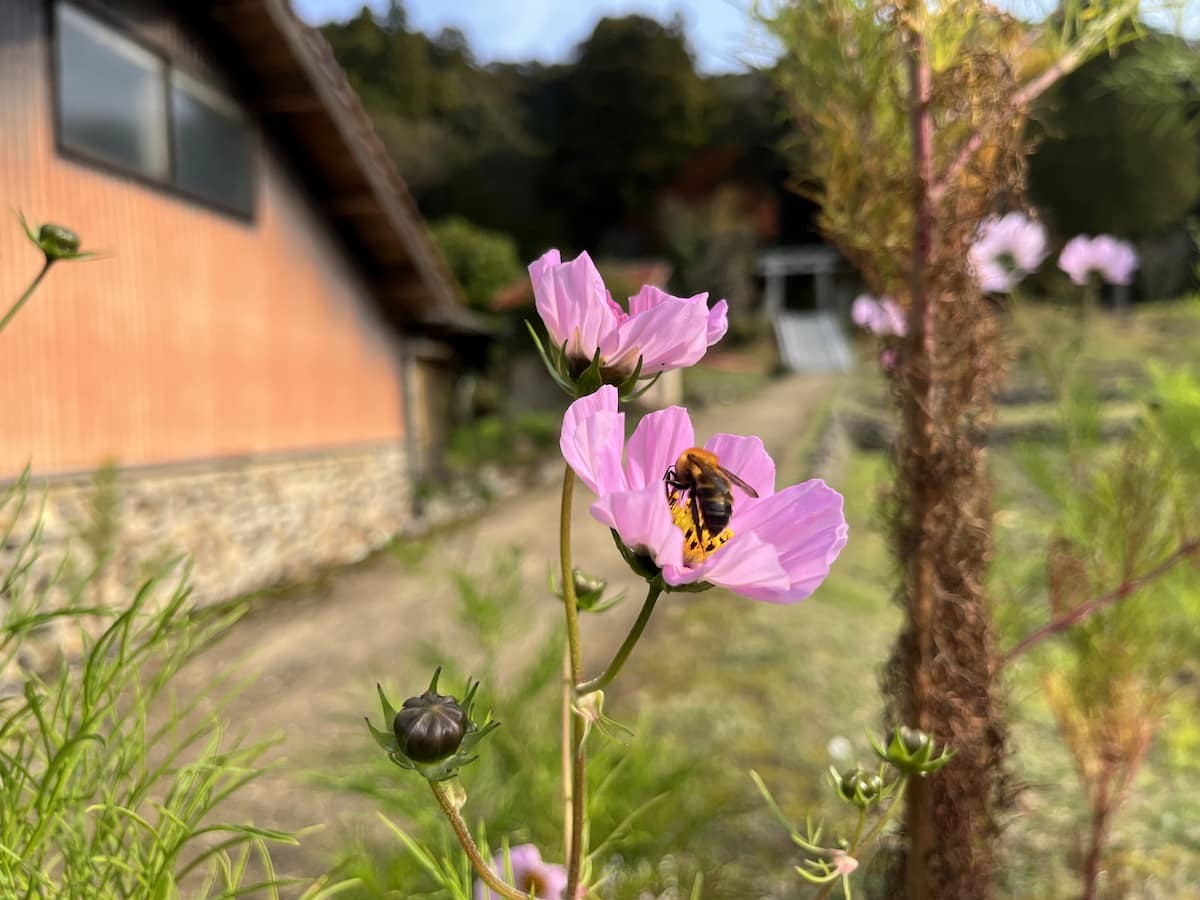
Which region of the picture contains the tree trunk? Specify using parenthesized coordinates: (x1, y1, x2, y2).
(888, 11, 1010, 899)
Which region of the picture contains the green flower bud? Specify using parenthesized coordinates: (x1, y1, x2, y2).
(899, 726, 929, 756)
(394, 690, 467, 763)
(872, 725, 955, 777)
(572, 569, 607, 610)
(834, 766, 883, 807)
(37, 224, 81, 260)
(18, 213, 93, 264)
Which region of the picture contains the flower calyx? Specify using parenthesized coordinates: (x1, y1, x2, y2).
(525, 320, 661, 401)
(19, 213, 94, 263)
(366, 666, 499, 782)
(609, 529, 714, 594)
(871, 725, 955, 777)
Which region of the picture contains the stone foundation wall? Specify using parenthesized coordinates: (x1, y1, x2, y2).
(2, 442, 412, 612)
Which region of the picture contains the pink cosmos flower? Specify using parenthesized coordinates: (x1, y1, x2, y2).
(851, 294, 906, 337)
(529, 250, 728, 379)
(560, 386, 848, 603)
(969, 212, 1048, 293)
(1058, 234, 1139, 286)
(474, 844, 569, 900)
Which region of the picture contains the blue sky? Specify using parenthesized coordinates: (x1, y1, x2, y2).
(293, 0, 1198, 74)
(292, 0, 774, 74)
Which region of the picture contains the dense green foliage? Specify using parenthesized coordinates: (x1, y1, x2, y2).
(0, 475, 347, 898)
(1028, 33, 1200, 241)
(319, 6, 799, 274)
(428, 217, 523, 310)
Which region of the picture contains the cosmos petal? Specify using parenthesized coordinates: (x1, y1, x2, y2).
(475, 844, 568, 900)
(601, 297, 709, 375)
(531, 250, 618, 359)
(706, 298, 728, 346)
(702, 432, 776, 508)
(625, 405, 695, 491)
(728, 479, 849, 603)
(661, 531, 788, 592)
(560, 386, 625, 495)
(591, 487, 684, 570)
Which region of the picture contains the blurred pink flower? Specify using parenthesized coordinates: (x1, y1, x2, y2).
(830, 850, 859, 876)
(969, 212, 1047, 293)
(851, 294, 906, 337)
(529, 250, 727, 379)
(880, 348, 897, 373)
(474, 844, 568, 900)
(561, 386, 848, 603)
(1058, 235, 1139, 286)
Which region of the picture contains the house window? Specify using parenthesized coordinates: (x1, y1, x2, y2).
(53, 2, 256, 219)
(56, 3, 168, 179)
(171, 72, 255, 216)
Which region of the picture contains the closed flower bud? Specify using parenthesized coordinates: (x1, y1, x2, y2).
(572, 569, 607, 610)
(835, 767, 883, 807)
(37, 224, 81, 260)
(898, 726, 929, 756)
(394, 690, 467, 762)
(367, 667, 500, 782)
(872, 725, 954, 777)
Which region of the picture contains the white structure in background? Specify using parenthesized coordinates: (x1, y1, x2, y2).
(757, 246, 855, 374)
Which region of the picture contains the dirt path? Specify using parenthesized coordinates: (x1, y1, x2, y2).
(173, 373, 834, 881)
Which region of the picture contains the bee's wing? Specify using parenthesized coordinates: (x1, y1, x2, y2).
(719, 466, 759, 498)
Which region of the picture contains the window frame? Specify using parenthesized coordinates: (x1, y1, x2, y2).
(49, 0, 258, 223)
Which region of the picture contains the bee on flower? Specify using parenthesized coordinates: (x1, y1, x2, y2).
(560, 385, 848, 602)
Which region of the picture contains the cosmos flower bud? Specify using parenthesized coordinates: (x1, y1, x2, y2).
(37, 224, 81, 261)
(833, 766, 883, 807)
(571, 569, 607, 609)
(394, 690, 468, 763)
(551, 567, 623, 612)
(872, 725, 955, 777)
(367, 667, 500, 782)
(18, 213, 93, 264)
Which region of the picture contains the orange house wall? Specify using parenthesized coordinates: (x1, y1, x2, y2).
(0, 0, 407, 478)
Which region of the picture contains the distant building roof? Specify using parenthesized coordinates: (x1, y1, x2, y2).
(194, 1, 467, 332)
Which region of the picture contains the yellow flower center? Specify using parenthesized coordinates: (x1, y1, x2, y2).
(668, 490, 734, 565)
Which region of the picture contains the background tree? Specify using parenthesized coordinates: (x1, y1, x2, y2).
(764, 1, 1146, 896)
(428, 217, 523, 311)
(549, 15, 710, 253)
(1028, 32, 1200, 240)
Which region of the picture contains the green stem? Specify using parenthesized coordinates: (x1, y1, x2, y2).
(568, 715, 586, 897)
(561, 642, 574, 863)
(0, 261, 53, 336)
(429, 781, 527, 900)
(559, 463, 585, 898)
(848, 806, 868, 852)
(856, 776, 909, 853)
(560, 464, 583, 683)
(577, 584, 661, 694)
